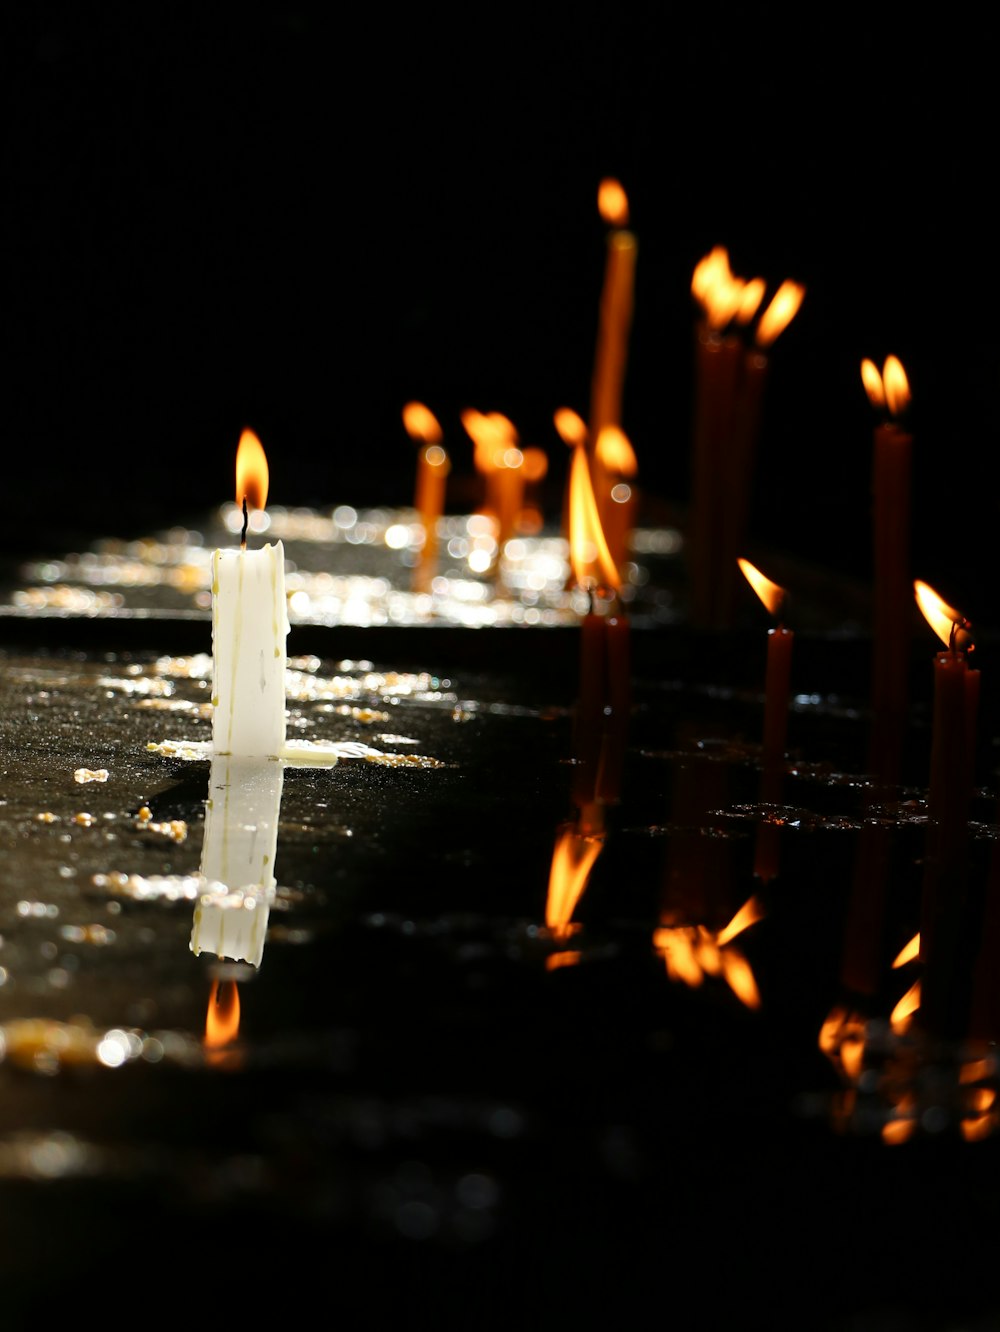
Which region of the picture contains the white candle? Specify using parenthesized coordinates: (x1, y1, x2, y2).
(191, 754, 284, 968)
(211, 429, 290, 758)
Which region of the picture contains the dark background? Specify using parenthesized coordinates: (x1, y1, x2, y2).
(4, 5, 998, 615)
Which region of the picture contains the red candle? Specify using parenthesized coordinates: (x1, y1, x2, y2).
(739, 557, 795, 884)
(862, 356, 913, 786)
(914, 580, 979, 1037)
(589, 179, 637, 447)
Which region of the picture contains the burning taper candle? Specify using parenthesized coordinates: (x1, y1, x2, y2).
(589, 178, 637, 453)
(403, 401, 451, 592)
(212, 430, 289, 759)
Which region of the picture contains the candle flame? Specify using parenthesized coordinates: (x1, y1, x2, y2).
(715, 895, 766, 947)
(568, 445, 620, 591)
(594, 426, 638, 477)
(890, 978, 921, 1032)
(597, 178, 629, 227)
(738, 557, 786, 621)
(546, 819, 605, 939)
(553, 407, 588, 448)
(205, 978, 241, 1049)
(892, 932, 920, 968)
(402, 401, 443, 445)
(520, 446, 549, 483)
(691, 246, 745, 330)
(755, 280, 805, 348)
(914, 580, 973, 652)
(462, 409, 518, 474)
(860, 358, 886, 409)
(882, 355, 911, 417)
(736, 277, 766, 325)
(235, 429, 269, 512)
(691, 246, 732, 306)
(653, 918, 762, 1010)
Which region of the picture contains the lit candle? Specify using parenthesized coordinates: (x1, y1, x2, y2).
(212, 429, 289, 759)
(861, 356, 913, 787)
(461, 408, 521, 555)
(402, 401, 451, 592)
(914, 580, 979, 1037)
(191, 754, 284, 969)
(593, 425, 638, 578)
(568, 443, 630, 810)
(739, 557, 794, 884)
(589, 178, 637, 450)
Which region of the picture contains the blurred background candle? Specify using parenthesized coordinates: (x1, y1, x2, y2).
(589, 178, 637, 455)
(212, 430, 290, 759)
(402, 401, 450, 592)
(862, 355, 913, 788)
(593, 425, 639, 578)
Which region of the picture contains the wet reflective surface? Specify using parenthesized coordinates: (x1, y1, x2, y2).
(0, 533, 998, 1327)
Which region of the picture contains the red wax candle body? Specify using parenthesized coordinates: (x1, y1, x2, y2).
(589, 230, 637, 445)
(870, 421, 912, 784)
(919, 647, 980, 1037)
(573, 604, 631, 809)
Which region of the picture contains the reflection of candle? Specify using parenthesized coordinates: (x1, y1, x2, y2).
(862, 356, 913, 785)
(402, 402, 450, 592)
(914, 580, 979, 1037)
(589, 179, 637, 447)
(191, 754, 284, 969)
(212, 430, 289, 759)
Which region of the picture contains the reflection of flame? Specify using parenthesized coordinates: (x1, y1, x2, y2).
(568, 446, 620, 591)
(819, 1005, 867, 1083)
(914, 580, 973, 652)
(235, 429, 269, 512)
(402, 401, 443, 445)
(738, 557, 786, 621)
(594, 426, 638, 477)
(554, 407, 588, 448)
(545, 808, 606, 939)
(597, 178, 629, 228)
(892, 932, 920, 968)
(755, 280, 805, 347)
(205, 979, 241, 1049)
(654, 897, 764, 1009)
(890, 979, 921, 1032)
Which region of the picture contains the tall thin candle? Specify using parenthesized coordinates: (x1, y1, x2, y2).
(589, 179, 637, 450)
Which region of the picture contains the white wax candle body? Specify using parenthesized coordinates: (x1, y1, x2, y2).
(212, 541, 289, 758)
(192, 755, 284, 968)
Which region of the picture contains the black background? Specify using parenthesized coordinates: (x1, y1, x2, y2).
(4, 6, 998, 615)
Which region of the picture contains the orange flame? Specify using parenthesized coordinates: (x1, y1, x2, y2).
(594, 426, 638, 478)
(882, 355, 911, 416)
(598, 178, 629, 228)
(235, 429, 269, 512)
(554, 407, 588, 448)
(205, 978, 241, 1049)
(914, 580, 973, 652)
(654, 904, 764, 1011)
(818, 1005, 867, 1084)
(738, 557, 786, 621)
(546, 820, 605, 938)
(568, 446, 620, 591)
(736, 277, 766, 325)
(520, 446, 549, 483)
(716, 895, 766, 947)
(892, 933, 920, 968)
(691, 246, 732, 305)
(402, 401, 443, 446)
(462, 409, 518, 474)
(890, 978, 921, 1032)
(860, 358, 886, 409)
(755, 280, 805, 348)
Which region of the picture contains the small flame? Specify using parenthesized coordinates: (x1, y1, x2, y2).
(860, 358, 886, 409)
(205, 978, 240, 1049)
(818, 1005, 867, 1084)
(736, 277, 766, 325)
(546, 821, 605, 939)
(235, 429, 269, 512)
(882, 355, 911, 417)
(738, 557, 786, 621)
(890, 978, 921, 1032)
(402, 401, 443, 446)
(568, 446, 620, 591)
(520, 446, 549, 483)
(462, 409, 518, 473)
(691, 246, 732, 305)
(554, 407, 588, 448)
(755, 280, 805, 348)
(892, 933, 920, 968)
(720, 950, 762, 1009)
(914, 580, 973, 652)
(716, 895, 766, 947)
(598, 178, 629, 228)
(594, 426, 638, 478)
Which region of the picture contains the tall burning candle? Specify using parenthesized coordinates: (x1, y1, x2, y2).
(739, 557, 794, 884)
(862, 355, 913, 786)
(212, 429, 290, 759)
(914, 579, 979, 1037)
(402, 401, 450, 591)
(589, 179, 637, 450)
(568, 442, 630, 810)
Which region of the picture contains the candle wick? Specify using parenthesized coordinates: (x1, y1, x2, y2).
(240, 496, 249, 551)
